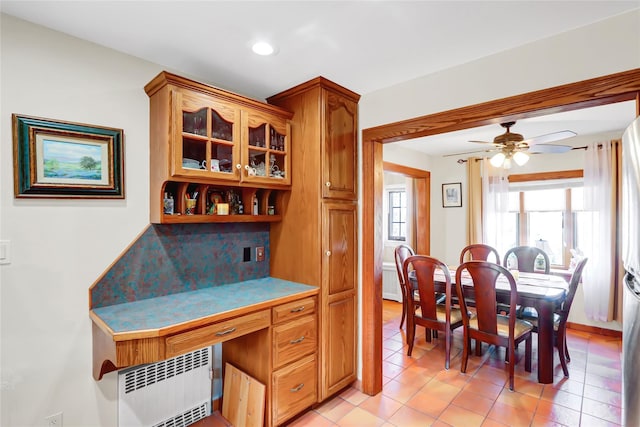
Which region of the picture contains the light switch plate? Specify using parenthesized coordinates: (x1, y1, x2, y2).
(0, 240, 10, 265)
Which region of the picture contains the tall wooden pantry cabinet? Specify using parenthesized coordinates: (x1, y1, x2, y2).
(268, 78, 360, 401)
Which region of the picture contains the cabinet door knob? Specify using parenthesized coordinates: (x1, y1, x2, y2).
(236, 164, 242, 170)
(326, 251, 331, 257)
(325, 181, 331, 187)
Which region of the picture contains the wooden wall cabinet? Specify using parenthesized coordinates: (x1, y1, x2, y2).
(267, 78, 360, 401)
(145, 71, 293, 223)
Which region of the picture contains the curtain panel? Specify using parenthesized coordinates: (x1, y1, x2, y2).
(583, 140, 622, 322)
(467, 158, 483, 246)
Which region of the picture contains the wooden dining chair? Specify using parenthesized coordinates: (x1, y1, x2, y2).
(394, 244, 416, 330)
(455, 261, 533, 391)
(503, 246, 550, 274)
(403, 255, 463, 369)
(519, 257, 589, 377)
(459, 244, 500, 265)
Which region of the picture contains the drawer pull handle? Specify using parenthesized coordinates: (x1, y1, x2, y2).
(215, 327, 237, 336)
(290, 383, 305, 393)
(290, 306, 305, 313)
(290, 336, 305, 344)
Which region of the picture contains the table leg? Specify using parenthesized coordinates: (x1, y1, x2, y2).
(536, 301, 555, 384)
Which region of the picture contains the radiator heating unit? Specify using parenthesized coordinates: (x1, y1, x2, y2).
(118, 347, 212, 427)
(382, 261, 402, 302)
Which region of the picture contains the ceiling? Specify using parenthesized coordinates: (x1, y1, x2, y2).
(2, 1, 638, 157)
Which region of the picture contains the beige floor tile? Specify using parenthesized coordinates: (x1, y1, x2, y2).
(386, 405, 437, 427)
(335, 407, 386, 427)
(438, 404, 485, 427)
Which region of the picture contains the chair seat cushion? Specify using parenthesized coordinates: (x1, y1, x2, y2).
(519, 310, 561, 331)
(469, 315, 533, 338)
(434, 304, 464, 324)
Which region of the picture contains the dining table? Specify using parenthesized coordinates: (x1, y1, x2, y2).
(410, 267, 569, 384)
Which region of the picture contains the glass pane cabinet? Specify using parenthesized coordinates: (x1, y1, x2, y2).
(175, 92, 241, 182)
(145, 71, 293, 224)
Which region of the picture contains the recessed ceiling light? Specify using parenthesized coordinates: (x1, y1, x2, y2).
(252, 41, 275, 56)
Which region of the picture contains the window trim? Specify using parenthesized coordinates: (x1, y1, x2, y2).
(386, 187, 406, 242)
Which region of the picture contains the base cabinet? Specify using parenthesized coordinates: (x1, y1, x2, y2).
(325, 295, 356, 397)
(221, 296, 317, 426)
(272, 354, 317, 425)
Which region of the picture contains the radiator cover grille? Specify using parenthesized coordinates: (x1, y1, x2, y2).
(118, 348, 211, 427)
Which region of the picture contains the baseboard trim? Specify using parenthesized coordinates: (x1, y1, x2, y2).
(567, 321, 622, 338)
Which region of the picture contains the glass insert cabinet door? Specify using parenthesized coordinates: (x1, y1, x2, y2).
(242, 109, 290, 185)
(173, 91, 241, 182)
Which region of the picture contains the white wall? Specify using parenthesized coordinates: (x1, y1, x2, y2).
(360, 10, 640, 130)
(1, 14, 162, 426)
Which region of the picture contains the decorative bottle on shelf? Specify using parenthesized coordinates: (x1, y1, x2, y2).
(163, 192, 174, 215)
(252, 194, 259, 215)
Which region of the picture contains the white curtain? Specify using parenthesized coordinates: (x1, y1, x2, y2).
(583, 142, 614, 321)
(482, 158, 510, 258)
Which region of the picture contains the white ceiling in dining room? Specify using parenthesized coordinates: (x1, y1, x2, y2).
(1, 1, 638, 156)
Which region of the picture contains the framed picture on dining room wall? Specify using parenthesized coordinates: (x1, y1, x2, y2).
(12, 114, 124, 198)
(442, 182, 462, 208)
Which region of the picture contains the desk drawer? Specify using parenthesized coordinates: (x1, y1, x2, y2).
(165, 309, 270, 358)
(273, 315, 317, 369)
(272, 297, 316, 324)
(272, 354, 317, 426)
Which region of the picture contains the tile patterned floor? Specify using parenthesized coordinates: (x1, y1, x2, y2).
(289, 300, 622, 427)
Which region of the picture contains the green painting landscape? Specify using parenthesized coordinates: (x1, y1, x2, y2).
(43, 139, 102, 180)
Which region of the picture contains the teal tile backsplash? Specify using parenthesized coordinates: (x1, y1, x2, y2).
(90, 223, 270, 308)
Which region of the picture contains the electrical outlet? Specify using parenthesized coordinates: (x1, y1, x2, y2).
(45, 412, 63, 427)
(256, 246, 265, 262)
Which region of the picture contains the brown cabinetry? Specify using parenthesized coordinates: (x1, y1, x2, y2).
(145, 71, 293, 223)
(268, 77, 360, 400)
(221, 296, 318, 426)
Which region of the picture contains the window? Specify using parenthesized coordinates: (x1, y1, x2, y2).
(387, 189, 406, 241)
(501, 173, 583, 269)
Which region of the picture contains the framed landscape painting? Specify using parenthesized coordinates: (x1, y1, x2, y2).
(12, 114, 124, 198)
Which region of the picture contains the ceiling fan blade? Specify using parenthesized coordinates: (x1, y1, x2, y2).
(443, 148, 495, 157)
(469, 140, 492, 144)
(527, 144, 573, 154)
(523, 130, 577, 146)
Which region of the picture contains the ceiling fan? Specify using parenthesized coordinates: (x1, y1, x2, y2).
(446, 121, 577, 168)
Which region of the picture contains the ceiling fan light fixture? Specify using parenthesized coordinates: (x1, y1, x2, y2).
(490, 152, 506, 167)
(513, 151, 530, 166)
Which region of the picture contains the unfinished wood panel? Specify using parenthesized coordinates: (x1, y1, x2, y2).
(222, 363, 266, 427)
